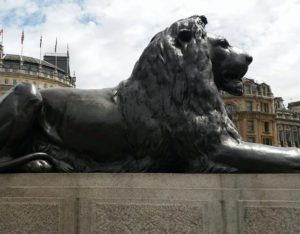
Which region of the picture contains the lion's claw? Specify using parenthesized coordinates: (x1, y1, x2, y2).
(55, 160, 74, 172)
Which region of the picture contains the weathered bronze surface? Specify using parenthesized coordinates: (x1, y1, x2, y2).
(0, 15, 299, 172)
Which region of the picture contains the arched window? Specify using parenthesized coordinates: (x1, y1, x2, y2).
(262, 86, 266, 96)
(244, 85, 251, 94)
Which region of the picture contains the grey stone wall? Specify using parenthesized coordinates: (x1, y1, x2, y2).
(1, 174, 300, 233)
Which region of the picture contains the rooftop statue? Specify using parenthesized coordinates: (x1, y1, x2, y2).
(1, 15, 300, 172)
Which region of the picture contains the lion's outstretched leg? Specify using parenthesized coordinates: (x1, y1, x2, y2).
(212, 137, 300, 172)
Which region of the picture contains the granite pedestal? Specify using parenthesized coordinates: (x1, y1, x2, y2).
(1, 173, 300, 234)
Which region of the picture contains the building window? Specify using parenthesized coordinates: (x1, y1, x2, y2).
(4, 79, 8, 85)
(251, 84, 257, 95)
(44, 83, 48, 88)
(286, 132, 291, 147)
(279, 131, 284, 146)
(263, 137, 272, 145)
(31, 65, 38, 72)
(294, 132, 299, 147)
(244, 85, 251, 94)
(247, 136, 255, 143)
(262, 86, 266, 96)
(13, 80, 17, 86)
(263, 122, 269, 133)
(261, 102, 269, 113)
(23, 64, 30, 71)
(12, 63, 19, 69)
(225, 104, 236, 113)
(245, 101, 253, 111)
(247, 120, 254, 132)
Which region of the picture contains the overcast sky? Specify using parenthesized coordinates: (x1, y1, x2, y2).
(1, 0, 299, 104)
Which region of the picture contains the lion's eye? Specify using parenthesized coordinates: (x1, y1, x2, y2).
(198, 15, 208, 26)
(218, 39, 230, 48)
(177, 29, 193, 43)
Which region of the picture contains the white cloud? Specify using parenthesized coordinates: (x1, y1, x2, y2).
(0, 0, 300, 103)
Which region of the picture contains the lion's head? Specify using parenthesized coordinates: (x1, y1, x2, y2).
(207, 34, 253, 96)
(119, 15, 220, 118)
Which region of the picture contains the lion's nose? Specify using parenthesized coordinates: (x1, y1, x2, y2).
(245, 54, 253, 64)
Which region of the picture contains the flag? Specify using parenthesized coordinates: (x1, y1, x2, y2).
(67, 43, 69, 57)
(54, 38, 57, 53)
(40, 34, 42, 48)
(21, 30, 24, 44)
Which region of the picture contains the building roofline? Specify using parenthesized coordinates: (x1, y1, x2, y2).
(44, 52, 68, 57)
(1, 53, 65, 73)
(288, 101, 300, 107)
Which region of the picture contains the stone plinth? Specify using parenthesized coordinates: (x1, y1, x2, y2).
(1, 173, 300, 233)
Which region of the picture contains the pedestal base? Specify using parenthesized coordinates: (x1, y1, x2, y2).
(1, 173, 300, 233)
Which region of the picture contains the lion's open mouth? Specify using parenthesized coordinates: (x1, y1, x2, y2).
(223, 71, 247, 81)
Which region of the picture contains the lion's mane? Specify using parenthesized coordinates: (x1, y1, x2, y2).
(117, 16, 238, 172)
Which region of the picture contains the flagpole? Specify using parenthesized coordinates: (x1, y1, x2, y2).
(0, 28, 3, 59)
(39, 34, 42, 64)
(55, 37, 57, 72)
(67, 43, 69, 75)
(20, 30, 24, 66)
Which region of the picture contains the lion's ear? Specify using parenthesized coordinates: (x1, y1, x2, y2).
(177, 29, 193, 43)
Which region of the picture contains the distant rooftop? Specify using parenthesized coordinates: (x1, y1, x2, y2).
(288, 101, 300, 108)
(44, 53, 70, 75)
(2, 54, 65, 73)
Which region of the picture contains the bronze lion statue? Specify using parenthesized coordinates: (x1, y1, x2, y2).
(1, 15, 300, 173)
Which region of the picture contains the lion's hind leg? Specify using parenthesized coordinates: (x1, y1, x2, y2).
(0, 83, 42, 153)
